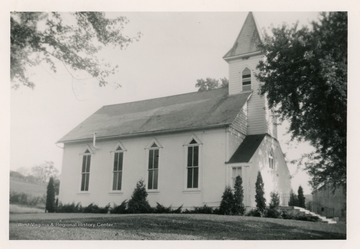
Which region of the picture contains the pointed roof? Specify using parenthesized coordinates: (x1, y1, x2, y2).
(223, 12, 262, 60)
(226, 134, 266, 164)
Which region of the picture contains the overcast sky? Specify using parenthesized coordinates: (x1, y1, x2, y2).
(10, 12, 322, 193)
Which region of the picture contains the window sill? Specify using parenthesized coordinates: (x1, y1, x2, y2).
(183, 189, 201, 193)
(147, 190, 160, 193)
(77, 192, 91, 194)
(108, 191, 123, 194)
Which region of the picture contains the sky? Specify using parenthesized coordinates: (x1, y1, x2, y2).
(10, 12, 322, 194)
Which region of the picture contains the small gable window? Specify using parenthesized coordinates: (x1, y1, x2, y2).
(81, 149, 91, 191)
(242, 68, 251, 91)
(148, 142, 160, 190)
(187, 139, 200, 189)
(112, 145, 124, 191)
(269, 150, 274, 169)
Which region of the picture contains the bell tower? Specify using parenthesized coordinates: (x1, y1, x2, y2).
(224, 12, 277, 138)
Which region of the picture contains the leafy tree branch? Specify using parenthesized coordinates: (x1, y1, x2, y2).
(11, 12, 141, 89)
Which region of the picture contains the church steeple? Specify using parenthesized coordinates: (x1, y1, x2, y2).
(224, 12, 277, 138)
(223, 12, 262, 61)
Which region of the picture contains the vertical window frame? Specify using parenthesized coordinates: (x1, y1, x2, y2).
(242, 67, 252, 91)
(112, 146, 124, 191)
(185, 138, 201, 190)
(146, 140, 161, 191)
(269, 150, 274, 169)
(80, 148, 92, 192)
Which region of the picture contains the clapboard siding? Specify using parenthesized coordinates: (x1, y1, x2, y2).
(227, 54, 278, 138)
(231, 101, 247, 135)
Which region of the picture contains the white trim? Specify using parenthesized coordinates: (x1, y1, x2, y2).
(224, 51, 262, 61)
(108, 191, 123, 195)
(226, 162, 251, 167)
(79, 145, 94, 155)
(145, 138, 163, 149)
(111, 141, 127, 153)
(183, 134, 202, 146)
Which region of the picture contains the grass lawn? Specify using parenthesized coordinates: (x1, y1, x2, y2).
(9, 213, 346, 240)
(10, 204, 45, 214)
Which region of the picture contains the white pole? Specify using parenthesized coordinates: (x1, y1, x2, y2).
(93, 133, 96, 148)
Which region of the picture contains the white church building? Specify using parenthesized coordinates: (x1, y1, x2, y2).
(58, 12, 291, 209)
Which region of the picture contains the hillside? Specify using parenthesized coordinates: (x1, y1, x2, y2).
(10, 177, 46, 197)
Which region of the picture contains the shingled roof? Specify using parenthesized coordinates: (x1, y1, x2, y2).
(58, 88, 252, 143)
(223, 12, 262, 60)
(226, 134, 266, 164)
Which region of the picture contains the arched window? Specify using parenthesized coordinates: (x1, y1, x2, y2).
(186, 139, 200, 189)
(269, 150, 274, 169)
(81, 149, 91, 191)
(242, 68, 251, 91)
(148, 142, 160, 190)
(112, 145, 124, 191)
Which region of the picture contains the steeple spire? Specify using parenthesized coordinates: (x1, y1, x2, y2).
(223, 12, 262, 60)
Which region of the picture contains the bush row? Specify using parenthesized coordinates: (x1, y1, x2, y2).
(55, 202, 318, 222)
(53, 177, 318, 222)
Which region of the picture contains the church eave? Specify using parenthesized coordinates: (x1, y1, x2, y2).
(223, 50, 263, 61)
(57, 123, 230, 144)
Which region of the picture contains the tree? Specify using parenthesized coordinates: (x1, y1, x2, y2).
(195, 77, 228, 92)
(11, 12, 140, 89)
(256, 12, 347, 189)
(233, 175, 245, 215)
(127, 180, 151, 213)
(288, 190, 299, 207)
(269, 192, 280, 209)
(297, 186, 306, 208)
(31, 161, 59, 183)
(219, 186, 234, 215)
(267, 192, 281, 218)
(255, 171, 266, 213)
(46, 177, 56, 213)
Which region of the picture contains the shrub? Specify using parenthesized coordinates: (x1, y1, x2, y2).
(154, 202, 172, 213)
(56, 202, 83, 213)
(288, 190, 299, 206)
(246, 208, 262, 217)
(269, 192, 280, 209)
(281, 209, 319, 222)
(127, 180, 152, 213)
(297, 186, 306, 208)
(110, 200, 128, 214)
(194, 205, 213, 214)
(46, 177, 56, 213)
(182, 205, 212, 214)
(83, 203, 109, 213)
(233, 175, 245, 215)
(219, 186, 234, 215)
(171, 205, 183, 214)
(255, 171, 266, 214)
(266, 208, 282, 218)
(266, 192, 281, 218)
